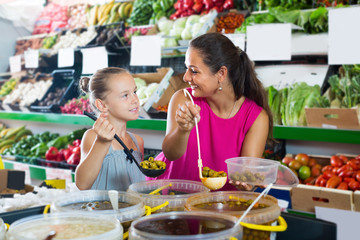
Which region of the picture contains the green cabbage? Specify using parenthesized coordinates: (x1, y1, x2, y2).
(158, 17, 173, 35)
(185, 15, 201, 28)
(134, 77, 146, 90)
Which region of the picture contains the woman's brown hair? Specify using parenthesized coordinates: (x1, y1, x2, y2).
(190, 32, 273, 137)
(79, 67, 128, 114)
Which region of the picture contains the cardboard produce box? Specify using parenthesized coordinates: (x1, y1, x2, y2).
(0, 169, 34, 198)
(305, 107, 360, 129)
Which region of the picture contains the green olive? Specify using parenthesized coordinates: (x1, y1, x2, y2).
(203, 166, 210, 171)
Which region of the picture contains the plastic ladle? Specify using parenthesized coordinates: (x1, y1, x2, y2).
(108, 190, 119, 212)
(183, 89, 227, 190)
(83, 111, 165, 178)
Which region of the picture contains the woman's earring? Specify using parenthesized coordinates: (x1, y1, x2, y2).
(218, 84, 223, 91)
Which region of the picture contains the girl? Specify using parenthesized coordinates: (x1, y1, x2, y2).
(153, 33, 273, 190)
(75, 67, 145, 191)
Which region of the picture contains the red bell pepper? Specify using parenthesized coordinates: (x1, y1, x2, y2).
(211, 5, 223, 13)
(203, 0, 213, 10)
(72, 146, 81, 155)
(192, 2, 203, 12)
(72, 139, 81, 147)
(45, 147, 59, 161)
(67, 153, 80, 165)
(174, 0, 183, 10)
(183, 0, 194, 9)
(58, 149, 66, 161)
(63, 148, 72, 160)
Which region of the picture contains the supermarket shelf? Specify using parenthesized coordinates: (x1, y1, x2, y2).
(1, 111, 359, 144)
(2, 159, 75, 182)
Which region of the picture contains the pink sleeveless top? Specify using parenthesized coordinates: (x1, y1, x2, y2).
(150, 89, 263, 190)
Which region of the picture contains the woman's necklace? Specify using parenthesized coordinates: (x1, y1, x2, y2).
(227, 100, 237, 119)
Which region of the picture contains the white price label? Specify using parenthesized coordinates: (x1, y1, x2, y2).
(81, 47, 108, 74)
(224, 33, 246, 51)
(45, 168, 73, 184)
(9, 55, 21, 73)
(58, 48, 74, 68)
(12, 162, 31, 184)
(329, 7, 360, 64)
(246, 23, 292, 61)
(130, 35, 161, 66)
(24, 49, 39, 68)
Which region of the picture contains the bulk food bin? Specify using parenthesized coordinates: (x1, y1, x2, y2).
(127, 179, 210, 213)
(129, 211, 242, 240)
(185, 191, 287, 240)
(6, 212, 123, 240)
(51, 190, 144, 232)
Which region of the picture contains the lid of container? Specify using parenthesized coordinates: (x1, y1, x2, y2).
(185, 191, 281, 225)
(51, 190, 145, 222)
(130, 211, 242, 240)
(225, 157, 299, 187)
(7, 213, 122, 240)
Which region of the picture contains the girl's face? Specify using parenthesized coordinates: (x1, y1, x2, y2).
(183, 47, 219, 97)
(103, 73, 140, 121)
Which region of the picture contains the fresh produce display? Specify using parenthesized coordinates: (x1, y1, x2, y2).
(120, 26, 153, 45)
(202, 166, 227, 177)
(60, 97, 92, 115)
(41, 34, 59, 49)
(3, 80, 52, 107)
(94, 25, 123, 45)
(216, 12, 245, 33)
(282, 153, 318, 182)
(264, 0, 312, 10)
(140, 157, 166, 170)
(67, 4, 89, 30)
(15, 38, 44, 55)
(237, 6, 328, 34)
(127, 0, 155, 26)
(32, 3, 69, 34)
(45, 139, 82, 166)
(87, 0, 133, 26)
(149, 0, 175, 24)
(325, 65, 360, 109)
(266, 82, 329, 126)
(135, 78, 159, 106)
(0, 77, 18, 98)
(37, 87, 67, 106)
(0, 125, 33, 154)
(170, 0, 234, 19)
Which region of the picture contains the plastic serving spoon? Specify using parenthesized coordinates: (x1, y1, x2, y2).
(183, 89, 227, 190)
(108, 190, 119, 212)
(83, 111, 165, 178)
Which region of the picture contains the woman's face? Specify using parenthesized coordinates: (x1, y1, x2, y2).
(184, 47, 219, 97)
(104, 73, 140, 121)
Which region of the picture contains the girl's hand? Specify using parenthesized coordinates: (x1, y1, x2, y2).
(92, 113, 115, 142)
(175, 101, 201, 132)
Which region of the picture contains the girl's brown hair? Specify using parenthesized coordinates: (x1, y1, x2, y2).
(190, 32, 273, 137)
(79, 67, 128, 113)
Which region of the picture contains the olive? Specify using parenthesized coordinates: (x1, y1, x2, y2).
(202, 170, 209, 177)
(169, 192, 175, 195)
(203, 166, 210, 171)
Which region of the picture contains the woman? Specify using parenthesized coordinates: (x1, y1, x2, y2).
(153, 32, 273, 190)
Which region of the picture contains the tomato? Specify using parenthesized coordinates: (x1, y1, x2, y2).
(336, 165, 353, 175)
(304, 176, 315, 184)
(326, 176, 342, 188)
(337, 182, 348, 190)
(315, 176, 327, 187)
(343, 177, 355, 183)
(355, 171, 360, 182)
(295, 153, 309, 166)
(322, 165, 333, 173)
(322, 171, 335, 180)
(289, 160, 301, 170)
(311, 166, 321, 177)
(347, 160, 359, 171)
(338, 155, 348, 164)
(313, 164, 322, 170)
(308, 158, 317, 168)
(282, 157, 294, 166)
(356, 155, 360, 161)
(330, 156, 343, 167)
(338, 170, 354, 178)
(299, 166, 311, 180)
(332, 167, 339, 174)
(348, 180, 360, 191)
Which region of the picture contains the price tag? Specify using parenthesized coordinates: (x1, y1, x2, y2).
(81, 46, 108, 74)
(246, 23, 291, 61)
(130, 35, 161, 66)
(58, 48, 74, 68)
(24, 49, 39, 68)
(12, 162, 31, 184)
(9, 55, 21, 73)
(224, 33, 245, 51)
(45, 168, 73, 184)
(0, 156, 4, 169)
(329, 7, 360, 64)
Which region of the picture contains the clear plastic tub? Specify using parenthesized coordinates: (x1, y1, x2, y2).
(51, 190, 144, 232)
(129, 211, 242, 240)
(226, 157, 279, 186)
(7, 212, 123, 240)
(127, 179, 210, 213)
(185, 191, 284, 240)
(0, 218, 6, 240)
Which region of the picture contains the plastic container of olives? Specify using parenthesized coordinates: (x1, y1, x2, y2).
(0, 218, 6, 240)
(127, 179, 210, 213)
(226, 157, 279, 186)
(7, 212, 123, 240)
(51, 190, 145, 232)
(129, 211, 242, 240)
(185, 191, 282, 240)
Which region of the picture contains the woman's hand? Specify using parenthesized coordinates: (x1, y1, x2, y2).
(229, 180, 265, 191)
(175, 100, 201, 132)
(92, 112, 115, 142)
